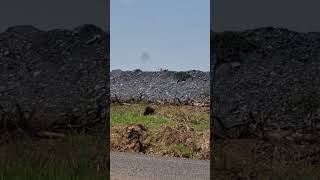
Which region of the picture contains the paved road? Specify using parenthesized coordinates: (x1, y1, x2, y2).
(110, 152, 210, 180)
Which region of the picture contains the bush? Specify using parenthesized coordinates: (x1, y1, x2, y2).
(134, 69, 142, 73)
(174, 72, 192, 82)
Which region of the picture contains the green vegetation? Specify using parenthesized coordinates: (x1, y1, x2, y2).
(173, 71, 192, 82)
(111, 103, 210, 159)
(0, 131, 108, 180)
(111, 103, 209, 132)
(133, 69, 142, 73)
(175, 143, 193, 158)
(111, 104, 176, 130)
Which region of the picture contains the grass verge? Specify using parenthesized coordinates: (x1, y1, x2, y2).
(0, 130, 109, 180)
(110, 103, 210, 159)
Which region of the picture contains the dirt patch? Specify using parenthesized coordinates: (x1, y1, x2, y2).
(111, 124, 149, 153)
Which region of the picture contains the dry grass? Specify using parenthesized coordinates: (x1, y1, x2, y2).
(212, 138, 320, 179)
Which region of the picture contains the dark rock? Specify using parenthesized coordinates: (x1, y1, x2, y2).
(110, 70, 209, 104)
(0, 25, 109, 134)
(231, 62, 241, 68)
(211, 27, 320, 137)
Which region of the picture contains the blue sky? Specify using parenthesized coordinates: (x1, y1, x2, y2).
(111, 0, 210, 71)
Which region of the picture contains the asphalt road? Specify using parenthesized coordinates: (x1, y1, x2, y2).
(110, 152, 210, 180)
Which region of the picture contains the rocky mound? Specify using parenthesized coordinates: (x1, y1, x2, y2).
(111, 70, 210, 104)
(0, 25, 109, 134)
(211, 27, 320, 136)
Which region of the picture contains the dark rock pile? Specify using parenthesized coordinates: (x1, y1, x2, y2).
(0, 25, 109, 134)
(211, 27, 320, 136)
(110, 70, 210, 104)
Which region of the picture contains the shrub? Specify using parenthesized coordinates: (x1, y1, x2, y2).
(134, 69, 142, 73)
(174, 71, 192, 82)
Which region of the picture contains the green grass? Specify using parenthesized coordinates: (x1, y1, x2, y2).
(189, 115, 210, 132)
(111, 103, 209, 132)
(0, 132, 109, 180)
(111, 104, 176, 130)
(175, 143, 193, 158)
(111, 103, 210, 159)
(0, 163, 107, 180)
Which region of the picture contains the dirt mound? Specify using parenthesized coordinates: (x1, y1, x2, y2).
(110, 70, 210, 104)
(111, 124, 210, 159)
(111, 124, 149, 153)
(211, 27, 320, 137)
(0, 25, 109, 135)
(156, 126, 209, 159)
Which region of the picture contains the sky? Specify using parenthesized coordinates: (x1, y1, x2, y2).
(212, 0, 320, 32)
(0, 0, 109, 31)
(111, 0, 210, 71)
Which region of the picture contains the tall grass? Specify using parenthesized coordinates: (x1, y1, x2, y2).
(0, 132, 109, 180)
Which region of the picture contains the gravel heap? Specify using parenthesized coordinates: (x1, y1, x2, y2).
(0, 25, 109, 133)
(212, 27, 320, 134)
(111, 70, 210, 104)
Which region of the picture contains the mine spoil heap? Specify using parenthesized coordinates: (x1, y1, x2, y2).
(212, 27, 320, 137)
(0, 25, 109, 134)
(110, 70, 210, 104)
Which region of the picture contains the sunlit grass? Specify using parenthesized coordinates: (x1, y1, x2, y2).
(110, 103, 209, 132)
